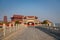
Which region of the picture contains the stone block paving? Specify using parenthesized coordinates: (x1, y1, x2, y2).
(3, 27, 57, 40)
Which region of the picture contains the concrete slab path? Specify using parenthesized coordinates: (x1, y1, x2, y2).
(3, 27, 56, 40)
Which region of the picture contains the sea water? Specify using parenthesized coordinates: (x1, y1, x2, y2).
(55, 23, 60, 27)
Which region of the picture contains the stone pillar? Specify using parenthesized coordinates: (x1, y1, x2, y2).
(9, 23, 11, 33)
(14, 23, 17, 31)
(3, 23, 6, 36)
(12, 22, 15, 31)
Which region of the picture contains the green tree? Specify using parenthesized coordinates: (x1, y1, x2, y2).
(42, 20, 49, 24)
(15, 20, 19, 26)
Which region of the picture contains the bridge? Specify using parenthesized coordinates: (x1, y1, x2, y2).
(3, 27, 56, 40)
(0, 24, 60, 40)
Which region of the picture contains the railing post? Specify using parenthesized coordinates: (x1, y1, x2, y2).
(17, 24, 19, 30)
(9, 23, 11, 33)
(17, 24, 19, 29)
(15, 24, 17, 31)
(13, 24, 15, 31)
(3, 23, 6, 37)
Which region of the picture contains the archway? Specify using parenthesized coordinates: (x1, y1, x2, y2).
(27, 22, 34, 26)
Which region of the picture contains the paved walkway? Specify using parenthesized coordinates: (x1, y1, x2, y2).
(3, 27, 56, 40)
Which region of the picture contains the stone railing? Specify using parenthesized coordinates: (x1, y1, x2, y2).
(0, 23, 25, 40)
(35, 25, 60, 40)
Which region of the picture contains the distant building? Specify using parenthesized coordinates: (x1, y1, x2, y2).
(42, 20, 53, 26)
(3, 16, 7, 22)
(0, 21, 3, 26)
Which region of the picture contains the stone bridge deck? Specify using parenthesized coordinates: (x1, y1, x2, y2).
(3, 27, 57, 40)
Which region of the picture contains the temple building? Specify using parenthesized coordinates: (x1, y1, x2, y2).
(23, 16, 41, 26)
(11, 15, 24, 24)
(11, 15, 41, 26)
(0, 15, 53, 27)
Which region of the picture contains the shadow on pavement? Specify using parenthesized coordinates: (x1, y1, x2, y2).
(35, 26, 60, 40)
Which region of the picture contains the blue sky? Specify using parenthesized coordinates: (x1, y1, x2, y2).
(0, 0, 60, 23)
